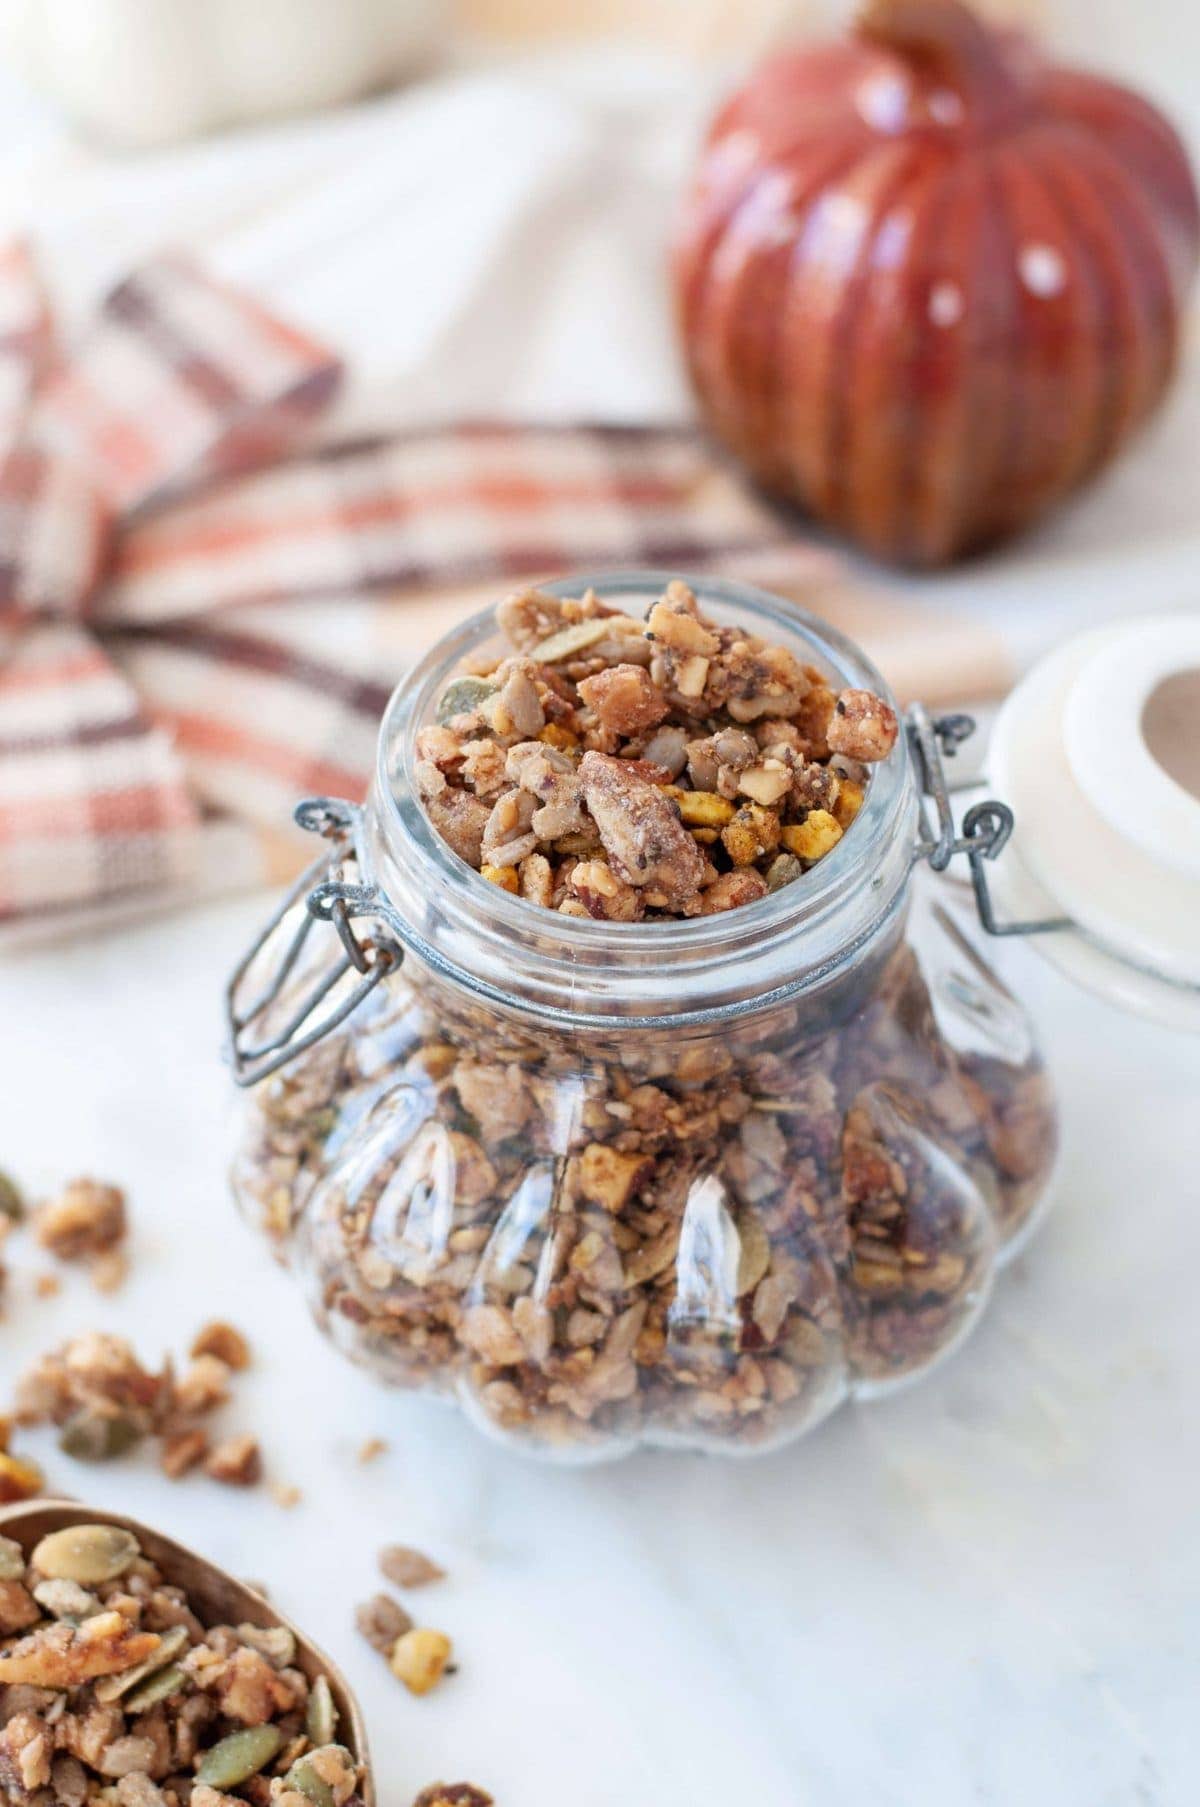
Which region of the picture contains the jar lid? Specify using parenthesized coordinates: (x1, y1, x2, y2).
(988, 616, 1200, 1031)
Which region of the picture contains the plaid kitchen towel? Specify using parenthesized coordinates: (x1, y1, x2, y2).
(0, 244, 1007, 938)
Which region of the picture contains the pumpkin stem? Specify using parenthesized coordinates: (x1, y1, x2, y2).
(857, 0, 1021, 107)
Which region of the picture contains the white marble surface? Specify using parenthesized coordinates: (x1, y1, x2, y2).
(2, 895, 1199, 1807)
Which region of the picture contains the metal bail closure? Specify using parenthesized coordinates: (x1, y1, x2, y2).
(224, 796, 403, 1088)
(906, 704, 1069, 939)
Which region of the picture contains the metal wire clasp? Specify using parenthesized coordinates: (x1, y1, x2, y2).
(907, 705, 1068, 939)
(224, 797, 403, 1088)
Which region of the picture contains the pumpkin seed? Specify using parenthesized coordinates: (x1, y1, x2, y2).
(765, 853, 803, 893)
(0, 1171, 24, 1223)
(195, 1724, 285, 1789)
(306, 1673, 338, 1746)
(95, 1623, 189, 1702)
(123, 1662, 187, 1714)
(436, 676, 497, 723)
(0, 1536, 24, 1581)
(59, 1409, 144, 1463)
(285, 1753, 343, 1807)
(529, 619, 611, 662)
(31, 1524, 139, 1585)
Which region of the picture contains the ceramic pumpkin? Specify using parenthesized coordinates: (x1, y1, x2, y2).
(672, 0, 1200, 566)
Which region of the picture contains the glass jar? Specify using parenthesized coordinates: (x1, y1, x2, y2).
(227, 573, 1058, 1463)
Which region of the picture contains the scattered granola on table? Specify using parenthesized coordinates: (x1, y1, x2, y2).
(414, 581, 895, 918)
(377, 1549, 444, 1591)
(411, 1788, 492, 1807)
(0, 1523, 368, 1807)
(33, 1180, 126, 1268)
(10, 1334, 263, 1490)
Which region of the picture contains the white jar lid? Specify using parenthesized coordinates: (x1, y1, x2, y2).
(987, 615, 1200, 1031)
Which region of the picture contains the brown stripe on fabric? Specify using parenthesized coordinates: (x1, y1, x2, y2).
(114, 620, 393, 718)
(104, 272, 243, 414)
(0, 710, 151, 758)
(306, 419, 701, 467)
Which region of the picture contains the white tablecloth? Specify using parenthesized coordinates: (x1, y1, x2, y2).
(2, 46, 1199, 1807)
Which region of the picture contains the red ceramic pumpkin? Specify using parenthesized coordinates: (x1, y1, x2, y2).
(672, 0, 1200, 566)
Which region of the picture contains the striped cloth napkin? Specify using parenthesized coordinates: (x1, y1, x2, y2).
(0, 244, 1004, 938)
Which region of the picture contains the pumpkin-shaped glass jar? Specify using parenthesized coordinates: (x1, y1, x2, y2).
(228, 574, 1057, 1462)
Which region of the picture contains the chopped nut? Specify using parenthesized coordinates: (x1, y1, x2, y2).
(645, 593, 720, 656)
(379, 1546, 446, 1589)
(190, 1322, 252, 1371)
(357, 1437, 388, 1465)
(205, 1435, 262, 1487)
(356, 1593, 413, 1655)
(411, 1789, 494, 1807)
(699, 870, 769, 913)
(90, 1250, 128, 1295)
(159, 1428, 208, 1479)
(579, 752, 707, 907)
(389, 1628, 453, 1696)
(577, 664, 668, 734)
(0, 1615, 160, 1688)
(576, 1143, 651, 1213)
(0, 1579, 41, 1634)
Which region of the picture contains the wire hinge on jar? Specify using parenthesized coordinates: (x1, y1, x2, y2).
(224, 798, 404, 1088)
(907, 704, 1068, 940)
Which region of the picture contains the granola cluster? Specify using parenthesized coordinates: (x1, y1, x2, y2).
(0, 1523, 366, 1807)
(233, 926, 1056, 1457)
(0, 1178, 129, 1314)
(414, 582, 898, 918)
(11, 1333, 261, 1491)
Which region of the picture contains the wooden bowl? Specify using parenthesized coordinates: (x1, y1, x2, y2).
(0, 1498, 374, 1807)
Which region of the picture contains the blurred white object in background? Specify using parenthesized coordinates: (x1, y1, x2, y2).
(988, 617, 1200, 1032)
(0, 0, 449, 147)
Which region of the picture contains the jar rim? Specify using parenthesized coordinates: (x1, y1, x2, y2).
(368, 570, 918, 1023)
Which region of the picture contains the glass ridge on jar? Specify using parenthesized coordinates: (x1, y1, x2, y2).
(231, 573, 1058, 1462)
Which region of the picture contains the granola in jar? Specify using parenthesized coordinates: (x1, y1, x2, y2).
(229, 574, 1058, 1461)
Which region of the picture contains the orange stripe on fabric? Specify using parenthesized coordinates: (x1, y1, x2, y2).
(163, 710, 368, 798)
(0, 648, 112, 692)
(0, 782, 191, 837)
(113, 475, 684, 575)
